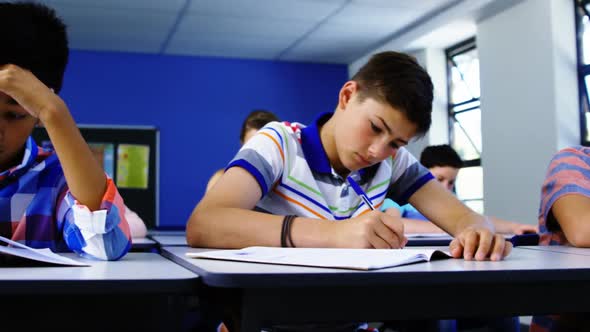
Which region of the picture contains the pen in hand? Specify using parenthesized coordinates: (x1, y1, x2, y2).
(347, 176, 407, 248)
(346, 176, 375, 210)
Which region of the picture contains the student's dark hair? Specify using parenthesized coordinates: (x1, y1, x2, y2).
(420, 144, 463, 169)
(240, 109, 279, 143)
(351, 51, 433, 136)
(0, 2, 69, 93)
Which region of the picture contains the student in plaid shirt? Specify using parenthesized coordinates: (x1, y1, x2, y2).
(0, 2, 131, 260)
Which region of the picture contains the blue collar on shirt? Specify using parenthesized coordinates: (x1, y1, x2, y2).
(300, 112, 368, 178)
(301, 112, 332, 174)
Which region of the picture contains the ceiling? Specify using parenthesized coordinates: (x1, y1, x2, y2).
(38, 0, 499, 64)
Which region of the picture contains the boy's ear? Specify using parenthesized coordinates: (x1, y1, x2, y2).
(337, 81, 358, 111)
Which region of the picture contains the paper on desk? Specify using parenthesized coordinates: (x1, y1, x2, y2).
(187, 247, 451, 270)
(0, 235, 89, 266)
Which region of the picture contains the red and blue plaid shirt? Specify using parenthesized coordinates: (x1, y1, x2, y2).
(0, 136, 131, 260)
(531, 146, 590, 331)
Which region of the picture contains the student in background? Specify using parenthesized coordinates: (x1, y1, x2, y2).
(531, 146, 590, 331)
(205, 109, 279, 192)
(385, 144, 538, 234)
(0, 2, 131, 260)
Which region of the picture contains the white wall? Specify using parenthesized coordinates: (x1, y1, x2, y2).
(478, 0, 579, 224)
(347, 0, 580, 225)
(406, 48, 449, 159)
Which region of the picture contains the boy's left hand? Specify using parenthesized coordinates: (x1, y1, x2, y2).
(449, 226, 512, 261)
(0, 64, 67, 122)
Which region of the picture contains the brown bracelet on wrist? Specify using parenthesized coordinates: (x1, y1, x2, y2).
(280, 215, 297, 247)
(287, 215, 297, 248)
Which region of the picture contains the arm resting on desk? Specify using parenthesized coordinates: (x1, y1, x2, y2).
(59, 179, 132, 260)
(551, 194, 590, 247)
(188, 167, 405, 249)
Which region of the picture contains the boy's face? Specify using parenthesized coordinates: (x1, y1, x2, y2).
(429, 166, 459, 191)
(332, 82, 417, 173)
(0, 92, 37, 170)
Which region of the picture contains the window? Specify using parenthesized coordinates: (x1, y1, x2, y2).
(446, 38, 484, 213)
(576, 0, 590, 145)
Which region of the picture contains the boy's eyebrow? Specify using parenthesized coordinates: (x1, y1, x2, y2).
(377, 116, 409, 145)
(377, 116, 392, 134)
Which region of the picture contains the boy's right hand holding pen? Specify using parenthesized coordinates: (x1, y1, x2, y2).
(336, 176, 407, 249)
(335, 209, 407, 249)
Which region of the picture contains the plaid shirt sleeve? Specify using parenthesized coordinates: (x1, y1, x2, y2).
(57, 177, 132, 260)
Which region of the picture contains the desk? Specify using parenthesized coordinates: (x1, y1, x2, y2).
(163, 246, 590, 332)
(406, 234, 454, 246)
(131, 237, 158, 252)
(520, 245, 590, 256)
(406, 233, 538, 247)
(150, 234, 188, 246)
(0, 253, 199, 331)
(148, 229, 186, 236)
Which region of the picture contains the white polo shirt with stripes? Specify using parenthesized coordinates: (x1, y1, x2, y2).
(227, 113, 433, 220)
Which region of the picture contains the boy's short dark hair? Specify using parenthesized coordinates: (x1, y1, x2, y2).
(420, 144, 463, 169)
(351, 51, 433, 136)
(240, 109, 279, 142)
(0, 2, 69, 93)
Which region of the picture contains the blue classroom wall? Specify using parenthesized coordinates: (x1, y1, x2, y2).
(59, 50, 348, 228)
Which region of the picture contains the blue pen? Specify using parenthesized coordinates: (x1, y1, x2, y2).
(346, 176, 375, 210)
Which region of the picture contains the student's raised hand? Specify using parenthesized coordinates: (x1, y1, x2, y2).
(337, 209, 407, 249)
(449, 225, 512, 261)
(0, 64, 68, 123)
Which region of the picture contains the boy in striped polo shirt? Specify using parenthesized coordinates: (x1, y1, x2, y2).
(531, 146, 590, 331)
(188, 51, 511, 262)
(0, 2, 131, 260)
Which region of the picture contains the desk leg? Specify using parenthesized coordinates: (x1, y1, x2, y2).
(197, 286, 246, 332)
(240, 296, 264, 332)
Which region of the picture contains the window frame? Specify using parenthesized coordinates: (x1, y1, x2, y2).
(445, 37, 484, 212)
(576, 0, 590, 146)
(445, 37, 480, 167)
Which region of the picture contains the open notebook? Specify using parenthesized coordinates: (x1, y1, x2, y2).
(187, 247, 452, 271)
(0, 235, 89, 266)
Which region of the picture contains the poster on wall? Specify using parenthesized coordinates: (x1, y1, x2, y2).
(116, 144, 150, 189)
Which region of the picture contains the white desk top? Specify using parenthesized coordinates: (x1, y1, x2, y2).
(163, 246, 590, 288)
(520, 245, 590, 256)
(164, 246, 590, 329)
(0, 252, 198, 294)
(130, 237, 158, 250)
(147, 230, 186, 236)
(150, 234, 187, 246)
